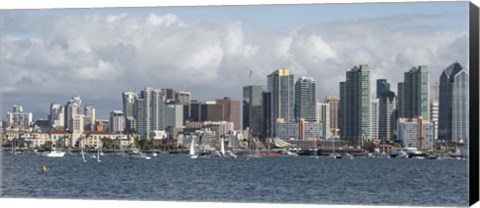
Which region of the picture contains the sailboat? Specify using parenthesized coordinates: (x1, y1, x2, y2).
(190, 137, 198, 159)
(331, 137, 341, 159)
(81, 138, 87, 162)
(220, 137, 227, 158)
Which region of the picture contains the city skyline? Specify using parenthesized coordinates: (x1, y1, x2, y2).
(1, 2, 469, 119)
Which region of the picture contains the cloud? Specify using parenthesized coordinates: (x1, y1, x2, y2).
(1, 10, 468, 119)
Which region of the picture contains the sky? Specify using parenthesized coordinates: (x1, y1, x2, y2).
(0, 1, 470, 120)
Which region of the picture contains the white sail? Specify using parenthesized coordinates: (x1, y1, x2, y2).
(220, 137, 225, 155)
(189, 137, 195, 156)
(97, 138, 102, 162)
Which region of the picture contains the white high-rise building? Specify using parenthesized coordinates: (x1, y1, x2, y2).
(135, 87, 165, 140)
(430, 100, 439, 141)
(7, 105, 33, 129)
(109, 110, 125, 133)
(316, 102, 330, 139)
(49, 104, 64, 129)
(397, 117, 434, 150)
(370, 99, 379, 140)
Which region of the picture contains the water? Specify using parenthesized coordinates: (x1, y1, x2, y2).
(1, 153, 469, 206)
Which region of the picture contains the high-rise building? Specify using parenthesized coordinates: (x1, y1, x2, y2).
(379, 91, 396, 142)
(325, 95, 340, 137)
(243, 85, 266, 137)
(430, 100, 439, 141)
(135, 87, 165, 140)
(64, 96, 82, 131)
(84, 104, 95, 131)
(267, 69, 294, 137)
(164, 104, 184, 129)
(262, 92, 272, 138)
(109, 110, 125, 133)
(398, 66, 430, 120)
(370, 99, 379, 140)
(376, 79, 391, 99)
(189, 100, 202, 122)
(316, 102, 330, 139)
(122, 91, 137, 132)
(175, 91, 191, 124)
(439, 62, 469, 142)
(200, 101, 223, 122)
(294, 77, 317, 122)
(49, 104, 64, 129)
(216, 97, 241, 130)
(339, 65, 370, 145)
(377, 79, 396, 142)
(7, 105, 33, 129)
(162, 88, 176, 104)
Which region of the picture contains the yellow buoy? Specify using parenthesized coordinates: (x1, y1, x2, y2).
(42, 165, 47, 172)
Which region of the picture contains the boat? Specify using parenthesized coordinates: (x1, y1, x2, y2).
(281, 149, 299, 157)
(97, 137, 102, 163)
(344, 153, 354, 160)
(189, 137, 198, 159)
(330, 153, 342, 159)
(220, 137, 227, 158)
(81, 148, 87, 162)
(226, 150, 238, 159)
(129, 152, 151, 160)
(378, 151, 391, 159)
(42, 147, 66, 158)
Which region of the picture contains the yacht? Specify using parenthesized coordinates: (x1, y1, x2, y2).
(42, 148, 66, 158)
(281, 149, 299, 157)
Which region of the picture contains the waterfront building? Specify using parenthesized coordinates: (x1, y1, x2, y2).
(84, 104, 95, 131)
(295, 77, 317, 122)
(397, 117, 434, 150)
(371, 99, 379, 141)
(316, 102, 330, 139)
(203, 121, 234, 136)
(243, 85, 266, 138)
(164, 104, 184, 129)
(325, 95, 340, 137)
(438, 62, 469, 142)
(339, 65, 371, 145)
(275, 118, 323, 141)
(6, 105, 33, 129)
(216, 97, 241, 130)
(135, 87, 165, 140)
(64, 96, 82, 131)
(267, 69, 294, 137)
(49, 104, 64, 130)
(109, 110, 125, 133)
(398, 66, 430, 120)
(122, 91, 137, 133)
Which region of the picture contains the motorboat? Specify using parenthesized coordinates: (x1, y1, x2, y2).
(41, 148, 66, 158)
(281, 149, 299, 157)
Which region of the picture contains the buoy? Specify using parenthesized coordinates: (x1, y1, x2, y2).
(42, 165, 47, 172)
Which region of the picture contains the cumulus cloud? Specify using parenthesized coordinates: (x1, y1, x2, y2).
(1, 9, 468, 119)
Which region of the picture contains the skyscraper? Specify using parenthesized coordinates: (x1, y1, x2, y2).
(175, 91, 191, 124)
(64, 96, 82, 131)
(243, 85, 266, 137)
(316, 102, 330, 139)
(84, 104, 95, 131)
(216, 97, 241, 130)
(430, 100, 439, 141)
(294, 77, 317, 122)
(370, 99, 379, 140)
(377, 79, 396, 142)
(398, 66, 430, 120)
(135, 87, 165, 140)
(267, 69, 294, 137)
(122, 91, 137, 132)
(439, 62, 469, 142)
(49, 104, 64, 129)
(325, 95, 340, 137)
(339, 65, 370, 145)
